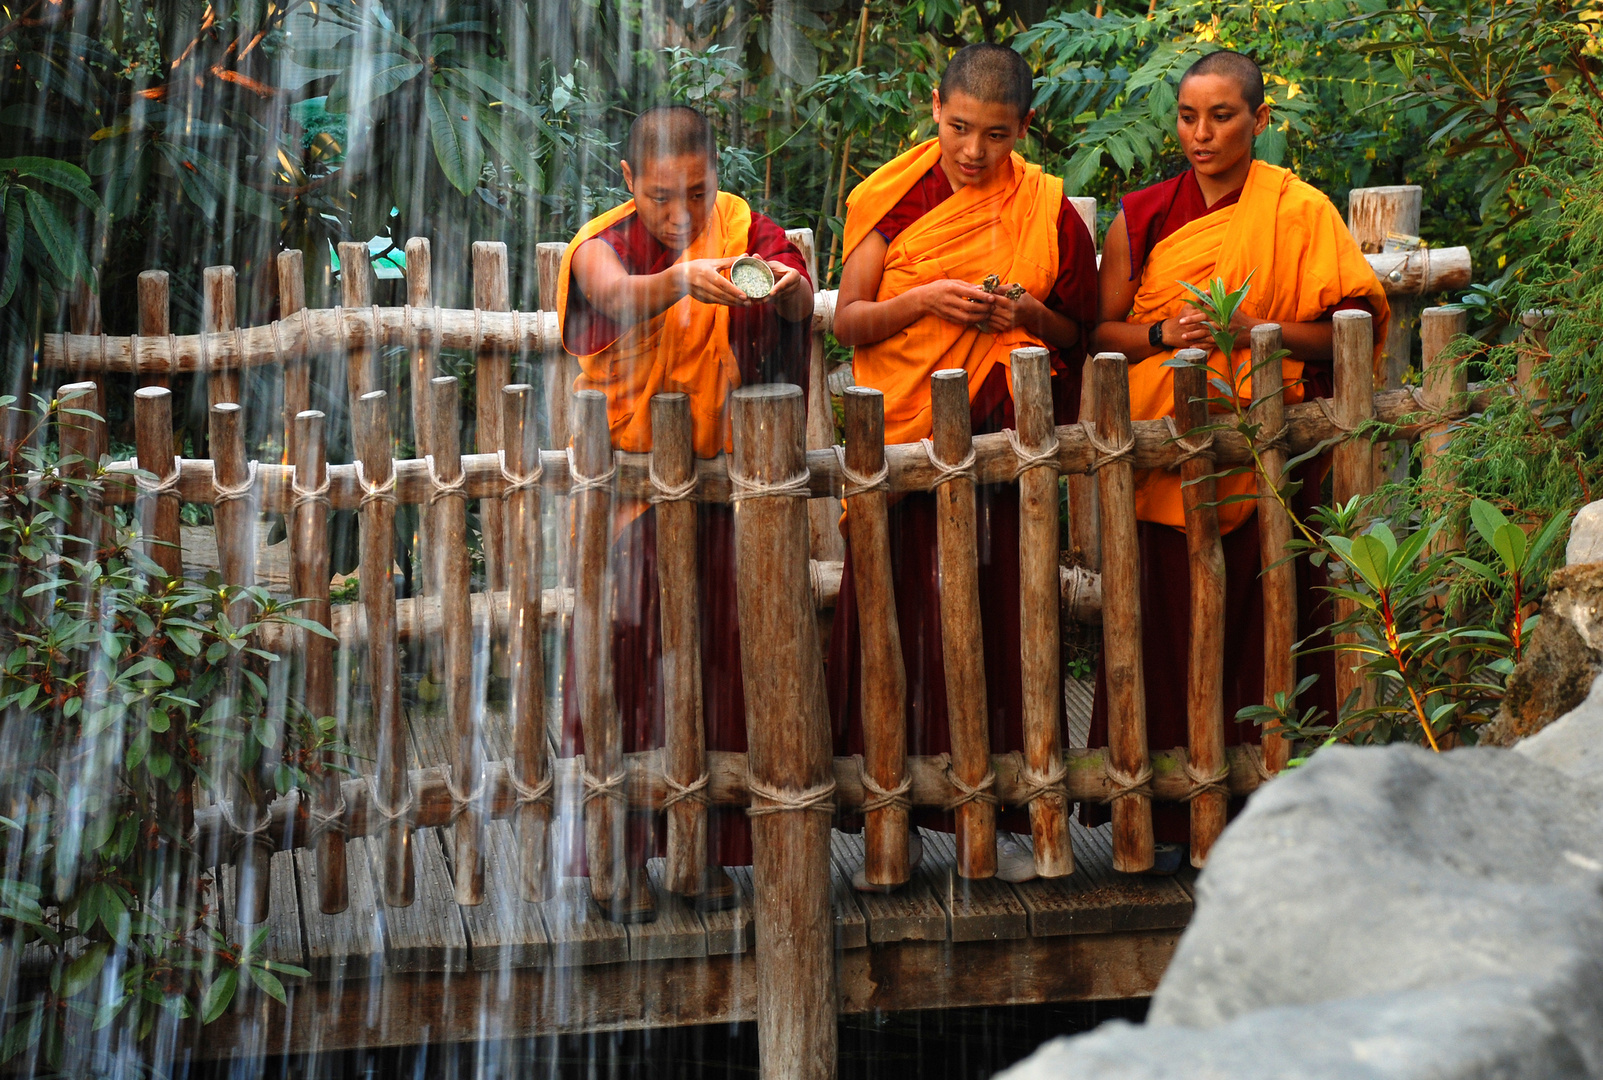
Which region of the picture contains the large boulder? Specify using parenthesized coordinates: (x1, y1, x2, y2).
(998, 743, 1603, 1080)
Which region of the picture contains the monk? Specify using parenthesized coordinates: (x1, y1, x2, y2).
(1085, 49, 1389, 871)
(557, 104, 813, 921)
(828, 43, 1098, 888)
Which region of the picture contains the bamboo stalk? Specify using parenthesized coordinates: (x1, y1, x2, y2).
(292, 410, 344, 914)
(278, 251, 308, 465)
(649, 393, 709, 897)
(842, 387, 909, 887)
(1332, 311, 1377, 720)
(1011, 348, 1072, 878)
(730, 384, 835, 1080)
(137, 271, 170, 391)
(426, 376, 484, 905)
(502, 383, 551, 902)
(339, 242, 374, 422)
(356, 391, 414, 907)
(1250, 326, 1295, 776)
(1171, 356, 1227, 866)
(570, 389, 626, 907)
(1092, 352, 1153, 873)
(203, 266, 240, 410)
(930, 368, 997, 879)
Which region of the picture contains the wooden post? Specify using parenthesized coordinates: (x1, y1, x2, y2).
(1518, 310, 1552, 407)
(536, 242, 572, 450)
(473, 242, 510, 596)
(134, 387, 182, 581)
(356, 391, 414, 907)
(1348, 185, 1422, 388)
(339, 241, 373, 420)
(404, 239, 440, 674)
(278, 251, 308, 464)
(291, 410, 345, 914)
(56, 380, 104, 568)
(1011, 348, 1071, 878)
(730, 383, 836, 1080)
(1068, 370, 1101, 570)
(137, 271, 171, 390)
(211, 401, 272, 923)
(651, 393, 709, 897)
(204, 266, 241, 409)
(842, 387, 909, 887)
(1420, 306, 1469, 559)
(1091, 353, 1153, 873)
(427, 376, 485, 905)
(502, 384, 551, 902)
(570, 389, 626, 907)
(69, 270, 101, 338)
(1170, 355, 1227, 866)
(1332, 311, 1377, 719)
(930, 368, 996, 879)
(788, 227, 843, 562)
(1250, 326, 1295, 776)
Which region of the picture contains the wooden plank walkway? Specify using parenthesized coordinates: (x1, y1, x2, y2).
(201, 680, 1194, 1057)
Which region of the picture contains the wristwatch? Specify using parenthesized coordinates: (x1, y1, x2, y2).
(1148, 321, 1165, 349)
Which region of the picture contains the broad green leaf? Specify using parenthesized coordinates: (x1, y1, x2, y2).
(22, 187, 79, 283)
(200, 968, 237, 1024)
(426, 87, 484, 195)
(1, 192, 23, 306)
(247, 963, 287, 1004)
(1468, 498, 1508, 552)
(0, 158, 103, 213)
(61, 942, 110, 998)
(1491, 521, 1526, 573)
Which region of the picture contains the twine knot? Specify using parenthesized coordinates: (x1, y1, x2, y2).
(919, 438, 977, 487)
(1244, 744, 1277, 785)
(854, 755, 911, 814)
(447, 769, 488, 822)
(135, 456, 182, 496)
(306, 791, 349, 842)
(1181, 761, 1231, 802)
(663, 771, 711, 809)
(1013, 753, 1068, 806)
(582, 767, 627, 806)
(507, 768, 554, 808)
(941, 755, 1000, 810)
(425, 454, 468, 506)
(355, 461, 397, 510)
(212, 461, 259, 506)
(647, 457, 698, 504)
(497, 448, 543, 496)
(1105, 763, 1153, 803)
(1315, 397, 1362, 435)
(1002, 428, 1060, 480)
(370, 780, 415, 826)
(1161, 416, 1216, 471)
(1081, 420, 1135, 473)
(746, 777, 836, 817)
(291, 472, 331, 513)
(567, 447, 617, 495)
(729, 467, 812, 501)
(832, 445, 890, 499)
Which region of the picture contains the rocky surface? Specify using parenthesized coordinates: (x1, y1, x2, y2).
(998, 742, 1603, 1080)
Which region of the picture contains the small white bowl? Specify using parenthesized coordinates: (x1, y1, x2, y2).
(730, 255, 775, 298)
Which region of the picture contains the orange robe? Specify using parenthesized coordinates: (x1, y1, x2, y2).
(1125, 160, 1390, 532)
(842, 139, 1064, 443)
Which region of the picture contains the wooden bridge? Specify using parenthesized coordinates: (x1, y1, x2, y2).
(36, 198, 1480, 1077)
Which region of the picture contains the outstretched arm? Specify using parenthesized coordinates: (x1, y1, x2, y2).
(570, 238, 751, 330)
(831, 230, 997, 348)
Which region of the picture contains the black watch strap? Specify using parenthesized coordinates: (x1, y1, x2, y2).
(1148, 320, 1165, 348)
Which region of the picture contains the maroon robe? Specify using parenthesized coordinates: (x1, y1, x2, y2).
(827, 166, 1099, 836)
(560, 208, 811, 871)
(1082, 169, 1351, 845)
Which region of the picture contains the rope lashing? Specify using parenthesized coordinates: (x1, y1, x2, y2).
(1080, 420, 1136, 473)
(566, 447, 617, 495)
(290, 472, 331, 513)
(941, 755, 1000, 810)
(729, 467, 812, 501)
(218, 797, 276, 849)
(1244, 744, 1277, 785)
(370, 779, 415, 826)
(1314, 397, 1362, 435)
(918, 438, 977, 486)
(446, 770, 488, 822)
(1160, 416, 1217, 471)
(507, 769, 554, 808)
(1104, 763, 1153, 803)
(581, 766, 627, 806)
(1181, 762, 1231, 802)
(663, 771, 711, 809)
(298, 308, 313, 365)
(169, 333, 181, 378)
(424, 454, 468, 506)
(306, 790, 349, 842)
(831, 445, 889, 499)
(212, 460, 258, 505)
(354, 460, 397, 511)
(1014, 753, 1068, 806)
(499, 448, 544, 496)
(1002, 427, 1060, 480)
(746, 776, 836, 817)
(854, 755, 911, 814)
(135, 456, 183, 496)
(647, 457, 697, 504)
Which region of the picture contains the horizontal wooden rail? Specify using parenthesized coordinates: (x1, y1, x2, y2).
(192, 745, 1273, 865)
(88, 384, 1494, 510)
(39, 248, 1468, 373)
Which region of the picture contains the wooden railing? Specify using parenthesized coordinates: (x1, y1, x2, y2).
(35, 225, 1479, 1080)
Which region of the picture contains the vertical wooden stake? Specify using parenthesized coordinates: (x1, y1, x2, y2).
(137, 271, 171, 390)
(1011, 348, 1072, 878)
(1518, 309, 1552, 408)
(1068, 369, 1101, 570)
(473, 242, 510, 596)
(929, 368, 997, 879)
(731, 384, 836, 1080)
(56, 380, 104, 575)
(1347, 186, 1423, 387)
(843, 387, 909, 887)
(787, 228, 843, 563)
(503, 384, 552, 902)
(1172, 354, 1227, 866)
(292, 410, 345, 913)
(536, 242, 571, 451)
(1250, 326, 1296, 776)
(278, 251, 308, 465)
(1091, 353, 1153, 873)
(339, 242, 374, 422)
(571, 389, 626, 906)
(1421, 306, 1469, 558)
(134, 387, 183, 582)
(404, 239, 441, 678)
(356, 391, 414, 907)
(1332, 311, 1377, 720)
(203, 266, 241, 409)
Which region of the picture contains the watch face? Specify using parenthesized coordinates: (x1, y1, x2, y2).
(1150, 321, 1164, 348)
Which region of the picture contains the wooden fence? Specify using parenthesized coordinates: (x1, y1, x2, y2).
(36, 215, 1478, 1080)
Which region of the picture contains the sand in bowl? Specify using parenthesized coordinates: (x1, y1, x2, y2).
(731, 255, 775, 298)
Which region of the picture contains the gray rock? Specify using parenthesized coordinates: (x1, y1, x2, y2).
(998, 745, 1603, 1080)
(1566, 500, 1603, 566)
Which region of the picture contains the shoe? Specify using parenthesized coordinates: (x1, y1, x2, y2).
(852, 831, 924, 892)
(996, 834, 1038, 883)
(1147, 842, 1186, 876)
(692, 867, 740, 913)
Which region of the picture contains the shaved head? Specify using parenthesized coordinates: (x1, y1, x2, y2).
(1180, 49, 1265, 112)
(624, 105, 717, 171)
(939, 43, 1035, 121)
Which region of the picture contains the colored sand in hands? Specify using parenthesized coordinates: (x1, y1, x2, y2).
(730, 255, 775, 298)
